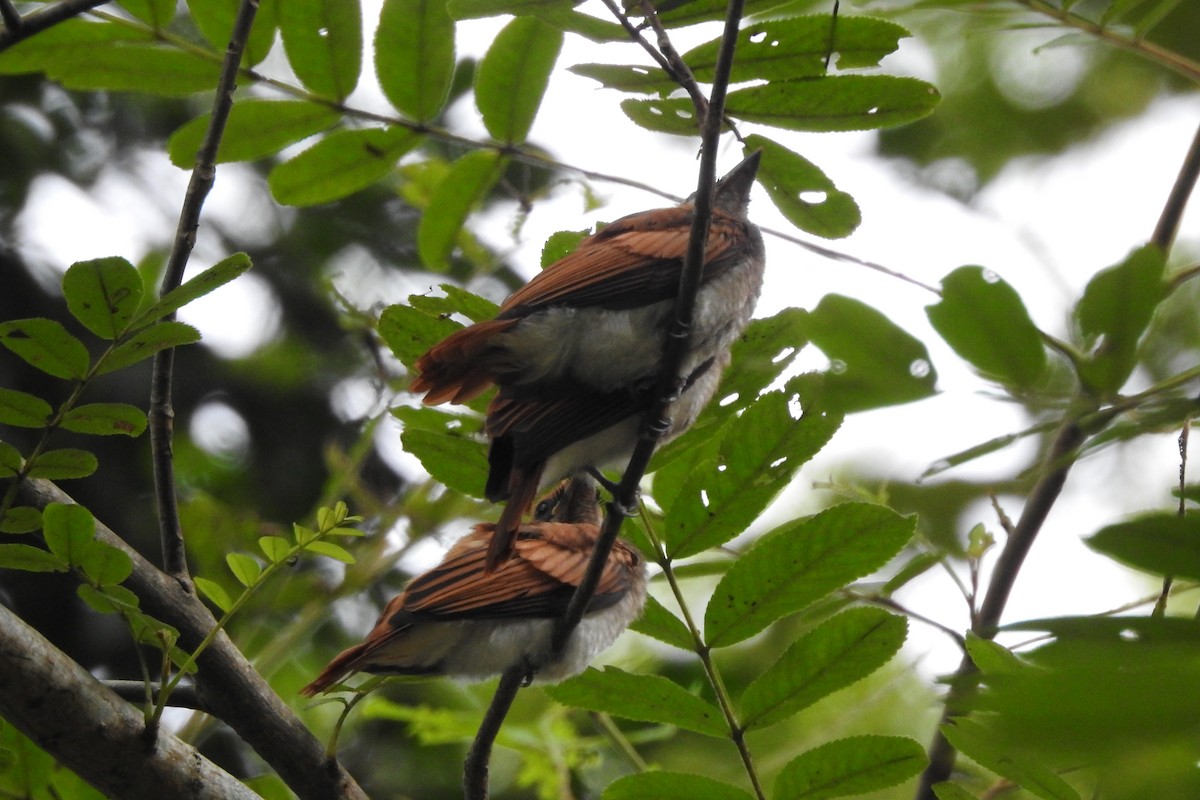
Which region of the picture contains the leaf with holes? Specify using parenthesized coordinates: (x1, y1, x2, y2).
(802, 295, 937, 412)
(927, 266, 1046, 390)
(726, 76, 939, 132)
(745, 134, 860, 239)
(279, 0, 362, 100)
(664, 386, 841, 559)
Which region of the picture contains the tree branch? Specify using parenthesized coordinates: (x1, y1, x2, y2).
(104, 680, 208, 711)
(461, 0, 749, 795)
(1152, 121, 1200, 253)
(0, 0, 107, 52)
(0, 603, 260, 800)
(150, 0, 259, 580)
(16, 478, 368, 800)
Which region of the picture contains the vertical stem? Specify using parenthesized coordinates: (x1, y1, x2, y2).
(150, 0, 260, 580)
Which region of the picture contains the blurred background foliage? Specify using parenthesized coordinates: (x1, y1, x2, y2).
(0, 0, 1197, 798)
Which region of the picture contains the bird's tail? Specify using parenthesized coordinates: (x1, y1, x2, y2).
(410, 318, 518, 405)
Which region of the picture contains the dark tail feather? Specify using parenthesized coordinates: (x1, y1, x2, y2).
(486, 464, 543, 571)
(300, 642, 369, 697)
(410, 318, 518, 405)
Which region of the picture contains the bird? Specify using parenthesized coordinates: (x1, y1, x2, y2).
(300, 476, 646, 696)
(410, 150, 765, 568)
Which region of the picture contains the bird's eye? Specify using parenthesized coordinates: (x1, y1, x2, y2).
(534, 500, 555, 519)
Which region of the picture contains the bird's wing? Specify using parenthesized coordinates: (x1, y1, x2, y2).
(514, 523, 639, 598)
(499, 208, 751, 315)
(400, 524, 574, 619)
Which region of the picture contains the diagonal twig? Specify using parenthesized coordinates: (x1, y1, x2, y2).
(149, 0, 259, 580)
(0, 0, 107, 52)
(462, 0, 749, 796)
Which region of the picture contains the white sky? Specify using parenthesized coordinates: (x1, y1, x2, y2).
(11, 5, 1200, 676)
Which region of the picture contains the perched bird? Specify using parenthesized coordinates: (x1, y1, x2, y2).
(412, 151, 765, 567)
(300, 477, 646, 695)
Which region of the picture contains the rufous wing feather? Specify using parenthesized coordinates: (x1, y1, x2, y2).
(411, 318, 519, 405)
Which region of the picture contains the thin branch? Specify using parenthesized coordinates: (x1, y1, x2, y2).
(0, 0, 21, 33)
(597, 0, 678, 79)
(1152, 122, 1200, 252)
(462, 0, 749, 794)
(638, 0, 709, 123)
(0, 603, 259, 800)
(916, 419, 1087, 799)
(1012, 0, 1200, 83)
(16, 478, 368, 800)
(463, 665, 527, 800)
(150, 0, 260, 580)
(841, 591, 968, 651)
(0, 0, 107, 52)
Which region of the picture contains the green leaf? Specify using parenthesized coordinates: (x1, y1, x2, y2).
(620, 97, 703, 135)
(407, 285, 501, 324)
(603, 773, 755, 800)
(62, 257, 144, 339)
(545, 666, 726, 737)
(226, 552, 263, 587)
(1085, 513, 1200, 580)
(803, 294, 938, 412)
(568, 63, 675, 95)
(134, 253, 252, 329)
(379, 304, 466, 369)
(964, 633, 1024, 675)
(475, 17, 563, 144)
(0, 318, 90, 380)
(927, 266, 1047, 389)
(306, 540, 357, 563)
(0, 441, 22, 477)
(259, 535, 292, 563)
(97, 321, 201, 375)
(41, 45, 222, 96)
(740, 608, 907, 729)
(704, 503, 915, 647)
(168, 100, 339, 167)
(269, 127, 422, 206)
(663, 388, 842, 558)
(448, 0, 625, 40)
(186, 0, 277, 66)
(0, 506, 42, 534)
(881, 550, 941, 595)
(0, 543, 68, 573)
(279, 0, 362, 100)
(652, 308, 811, 468)
(26, 449, 98, 480)
(375, 0, 455, 121)
(630, 595, 695, 651)
(61, 403, 148, 437)
(0, 388, 52, 428)
(293, 523, 318, 546)
(42, 503, 95, 567)
(117, 0, 176, 28)
(0, 20, 153, 75)
(1074, 245, 1165, 394)
(743, 134, 860, 239)
(774, 735, 926, 799)
(932, 783, 981, 800)
(725, 76, 939, 132)
(417, 150, 506, 270)
(941, 720, 1081, 800)
(685, 15, 909, 83)
(78, 541, 134, 586)
(395, 407, 489, 497)
(194, 577, 234, 612)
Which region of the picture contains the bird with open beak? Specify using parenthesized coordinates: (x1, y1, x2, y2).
(411, 151, 765, 569)
(301, 476, 645, 695)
